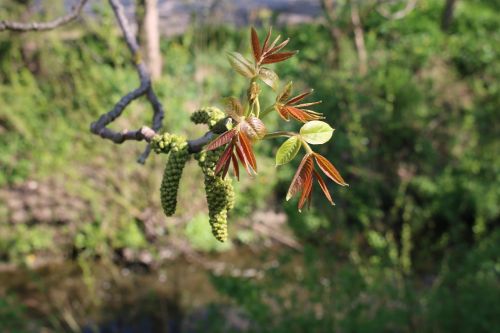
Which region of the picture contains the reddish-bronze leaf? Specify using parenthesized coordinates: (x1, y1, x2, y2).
(261, 27, 273, 54)
(314, 170, 334, 206)
(314, 153, 348, 186)
(287, 90, 312, 105)
(222, 154, 231, 178)
(238, 131, 257, 172)
(215, 144, 233, 175)
(231, 152, 240, 180)
(251, 27, 261, 61)
(267, 38, 290, 55)
(261, 51, 297, 64)
(298, 169, 313, 211)
(286, 106, 324, 122)
(234, 141, 254, 175)
(275, 105, 290, 121)
(286, 154, 313, 201)
(206, 129, 236, 151)
(265, 34, 282, 54)
(294, 101, 322, 108)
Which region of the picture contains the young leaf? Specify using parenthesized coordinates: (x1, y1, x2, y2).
(215, 144, 233, 175)
(276, 136, 301, 166)
(231, 153, 240, 180)
(251, 27, 261, 61)
(238, 132, 257, 172)
(313, 170, 334, 206)
(286, 154, 313, 201)
(300, 120, 334, 144)
(298, 170, 313, 212)
(261, 51, 297, 64)
(259, 67, 279, 91)
(227, 52, 255, 78)
(314, 153, 348, 186)
(206, 129, 236, 151)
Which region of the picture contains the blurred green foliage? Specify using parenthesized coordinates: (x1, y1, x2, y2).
(0, 0, 499, 331)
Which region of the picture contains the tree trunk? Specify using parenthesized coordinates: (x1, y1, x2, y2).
(441, 0, 457, 31)
(350, 1, 367, 76)
(320, 0, 342, 68)
(137, 0, 162, 80)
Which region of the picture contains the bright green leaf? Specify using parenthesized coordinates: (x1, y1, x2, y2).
(276, 136, 301, 166)
(300, 120, 334, 145)
(227, 52, 255, 78)
(259, 67, 279, 91)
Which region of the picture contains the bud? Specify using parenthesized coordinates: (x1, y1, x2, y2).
(240, 116, 267, 141)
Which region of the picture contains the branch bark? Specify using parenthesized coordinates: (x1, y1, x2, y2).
(0, 0, 88, 32)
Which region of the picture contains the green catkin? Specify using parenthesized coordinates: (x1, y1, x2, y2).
(158, 135, 190, 216)
(195, 148, 235, 242)
(152, 106, 235, 240)
(190, 107, 225, 129)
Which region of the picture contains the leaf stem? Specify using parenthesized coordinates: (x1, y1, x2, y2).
(263, 131, 296, 140)
(260, 104, 275, 119)
(301, 139, 314, 154)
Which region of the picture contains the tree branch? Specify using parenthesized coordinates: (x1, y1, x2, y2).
(376, 0, 418, 20)
(0, 0, 88, 32)
(4, 0, 223, 164)
(90, 0, 165, 164)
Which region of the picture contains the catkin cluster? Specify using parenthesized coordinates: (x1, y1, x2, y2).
(152, 107, 235, 242)
(190, 107, 225, 129)
(152, 133, 190, 216)
(195, 149, 234, 242)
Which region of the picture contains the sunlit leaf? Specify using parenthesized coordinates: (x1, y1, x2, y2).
(259, 67, 279, 91)
(276, 136, 301, 166)
(314, 153, 348, 186)
(227, 52, 255, 78)
(300, 121, 334, 144)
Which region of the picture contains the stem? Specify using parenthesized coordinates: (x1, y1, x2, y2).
(263, 131, 296, 140)
(302, 140, 314, 154)
(254, 97, 260, 118)
(260, 104, 275, 119)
